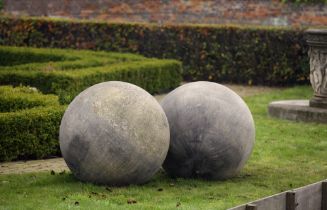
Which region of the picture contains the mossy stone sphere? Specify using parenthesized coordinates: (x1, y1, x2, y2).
(161, 81, 255, 180)
(59, 81, 170, 186)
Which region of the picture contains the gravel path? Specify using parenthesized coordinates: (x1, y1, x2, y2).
(0, 84, 280, 175)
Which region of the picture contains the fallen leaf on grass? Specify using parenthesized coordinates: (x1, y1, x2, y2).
(127, 199, 137, 204)
(105, 187, 112, 192)
(176, 202, 181, 207)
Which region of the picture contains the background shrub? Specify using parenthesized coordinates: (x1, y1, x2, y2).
(0, 86, 65, 161)
(0, 16, 310, 86)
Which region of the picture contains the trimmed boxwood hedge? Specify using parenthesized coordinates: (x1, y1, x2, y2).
(0, 46, 182, 161)
(0, 85, 59, 112)
(0, 16, 310, 86)
(0, 86, 65, 161)
(0, 46, 182, 104)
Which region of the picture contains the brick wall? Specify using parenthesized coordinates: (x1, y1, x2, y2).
(3, 0, 327, 26)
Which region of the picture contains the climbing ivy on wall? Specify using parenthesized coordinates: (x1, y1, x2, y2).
(0, 0, 3, 11)
(280, 0, 327, 3)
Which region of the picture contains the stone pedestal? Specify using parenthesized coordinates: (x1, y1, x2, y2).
(268, 29, 327, 124)
(268, 100, 327, 124)
(306, 29, 327, 109)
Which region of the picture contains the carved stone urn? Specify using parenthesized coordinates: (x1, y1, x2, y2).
(267, 29, 327, 123)
(306, 29, 327, 109)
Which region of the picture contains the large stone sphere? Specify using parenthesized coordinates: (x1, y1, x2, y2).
(161, 81, 255, 180)
(59, 81, 170, 186)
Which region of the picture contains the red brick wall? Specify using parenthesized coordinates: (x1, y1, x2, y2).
(3, 0, 327, 27)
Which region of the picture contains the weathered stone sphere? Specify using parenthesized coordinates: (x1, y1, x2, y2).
(161, 81, 255, 180)
(59, 81, 170, 186)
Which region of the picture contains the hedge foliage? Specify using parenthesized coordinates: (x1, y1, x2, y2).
(0, 16, 309, 86)
(0, 46, 182, 103)
(0, 86, 65, 161)
(0, 85, 58, 112)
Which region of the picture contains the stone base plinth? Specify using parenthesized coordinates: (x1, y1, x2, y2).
(310, 96, 327, 109)
(268, 100, 327, 124)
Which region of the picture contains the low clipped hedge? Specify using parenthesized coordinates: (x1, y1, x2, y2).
(0, 46, 182, 104)
(0, 86, 65, 161)
(0, 85, 58, 112)
(0, 16, 310, 86)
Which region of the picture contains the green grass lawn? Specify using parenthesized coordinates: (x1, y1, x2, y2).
(0, 86, 326, 210)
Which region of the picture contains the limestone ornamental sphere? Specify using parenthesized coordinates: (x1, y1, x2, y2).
(160, 81, 255, 180)
(59, 81, 170, 186)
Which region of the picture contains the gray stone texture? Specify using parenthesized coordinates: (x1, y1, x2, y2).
(306, 29, 327, 109)
(160, 81, 255, 180)
(59, 81, 170, 186)
(268, 100, 327, 124)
